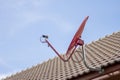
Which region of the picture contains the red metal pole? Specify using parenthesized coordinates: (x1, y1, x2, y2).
(45, 39, 78, 62)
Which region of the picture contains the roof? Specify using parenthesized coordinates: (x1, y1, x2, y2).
(3, 31, 120, 80)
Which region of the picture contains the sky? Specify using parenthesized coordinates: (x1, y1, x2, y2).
(0, 0, 120, 79)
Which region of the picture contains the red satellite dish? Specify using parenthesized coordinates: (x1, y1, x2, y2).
(40, 16, 103, 73)
(66, 16, 89, 55)
(40, 16, 89, 62)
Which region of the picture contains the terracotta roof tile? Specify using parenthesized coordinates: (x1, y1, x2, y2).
(3, 31, 120, 80)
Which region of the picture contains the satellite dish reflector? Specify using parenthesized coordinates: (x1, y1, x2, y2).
(40, 16, 89, 62)
(66, 16, 89, 55)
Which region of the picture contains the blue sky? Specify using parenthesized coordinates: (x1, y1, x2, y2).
(0, 0, 120, 79)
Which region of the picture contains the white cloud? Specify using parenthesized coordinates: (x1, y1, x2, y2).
(0, 58, 13, 79)
(0, 0, 51, 37)
(1, 0, 73, 38)
(0, 70, 20, 80)
(0, 74, 9, 80)
(8, 11, 74, 37)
